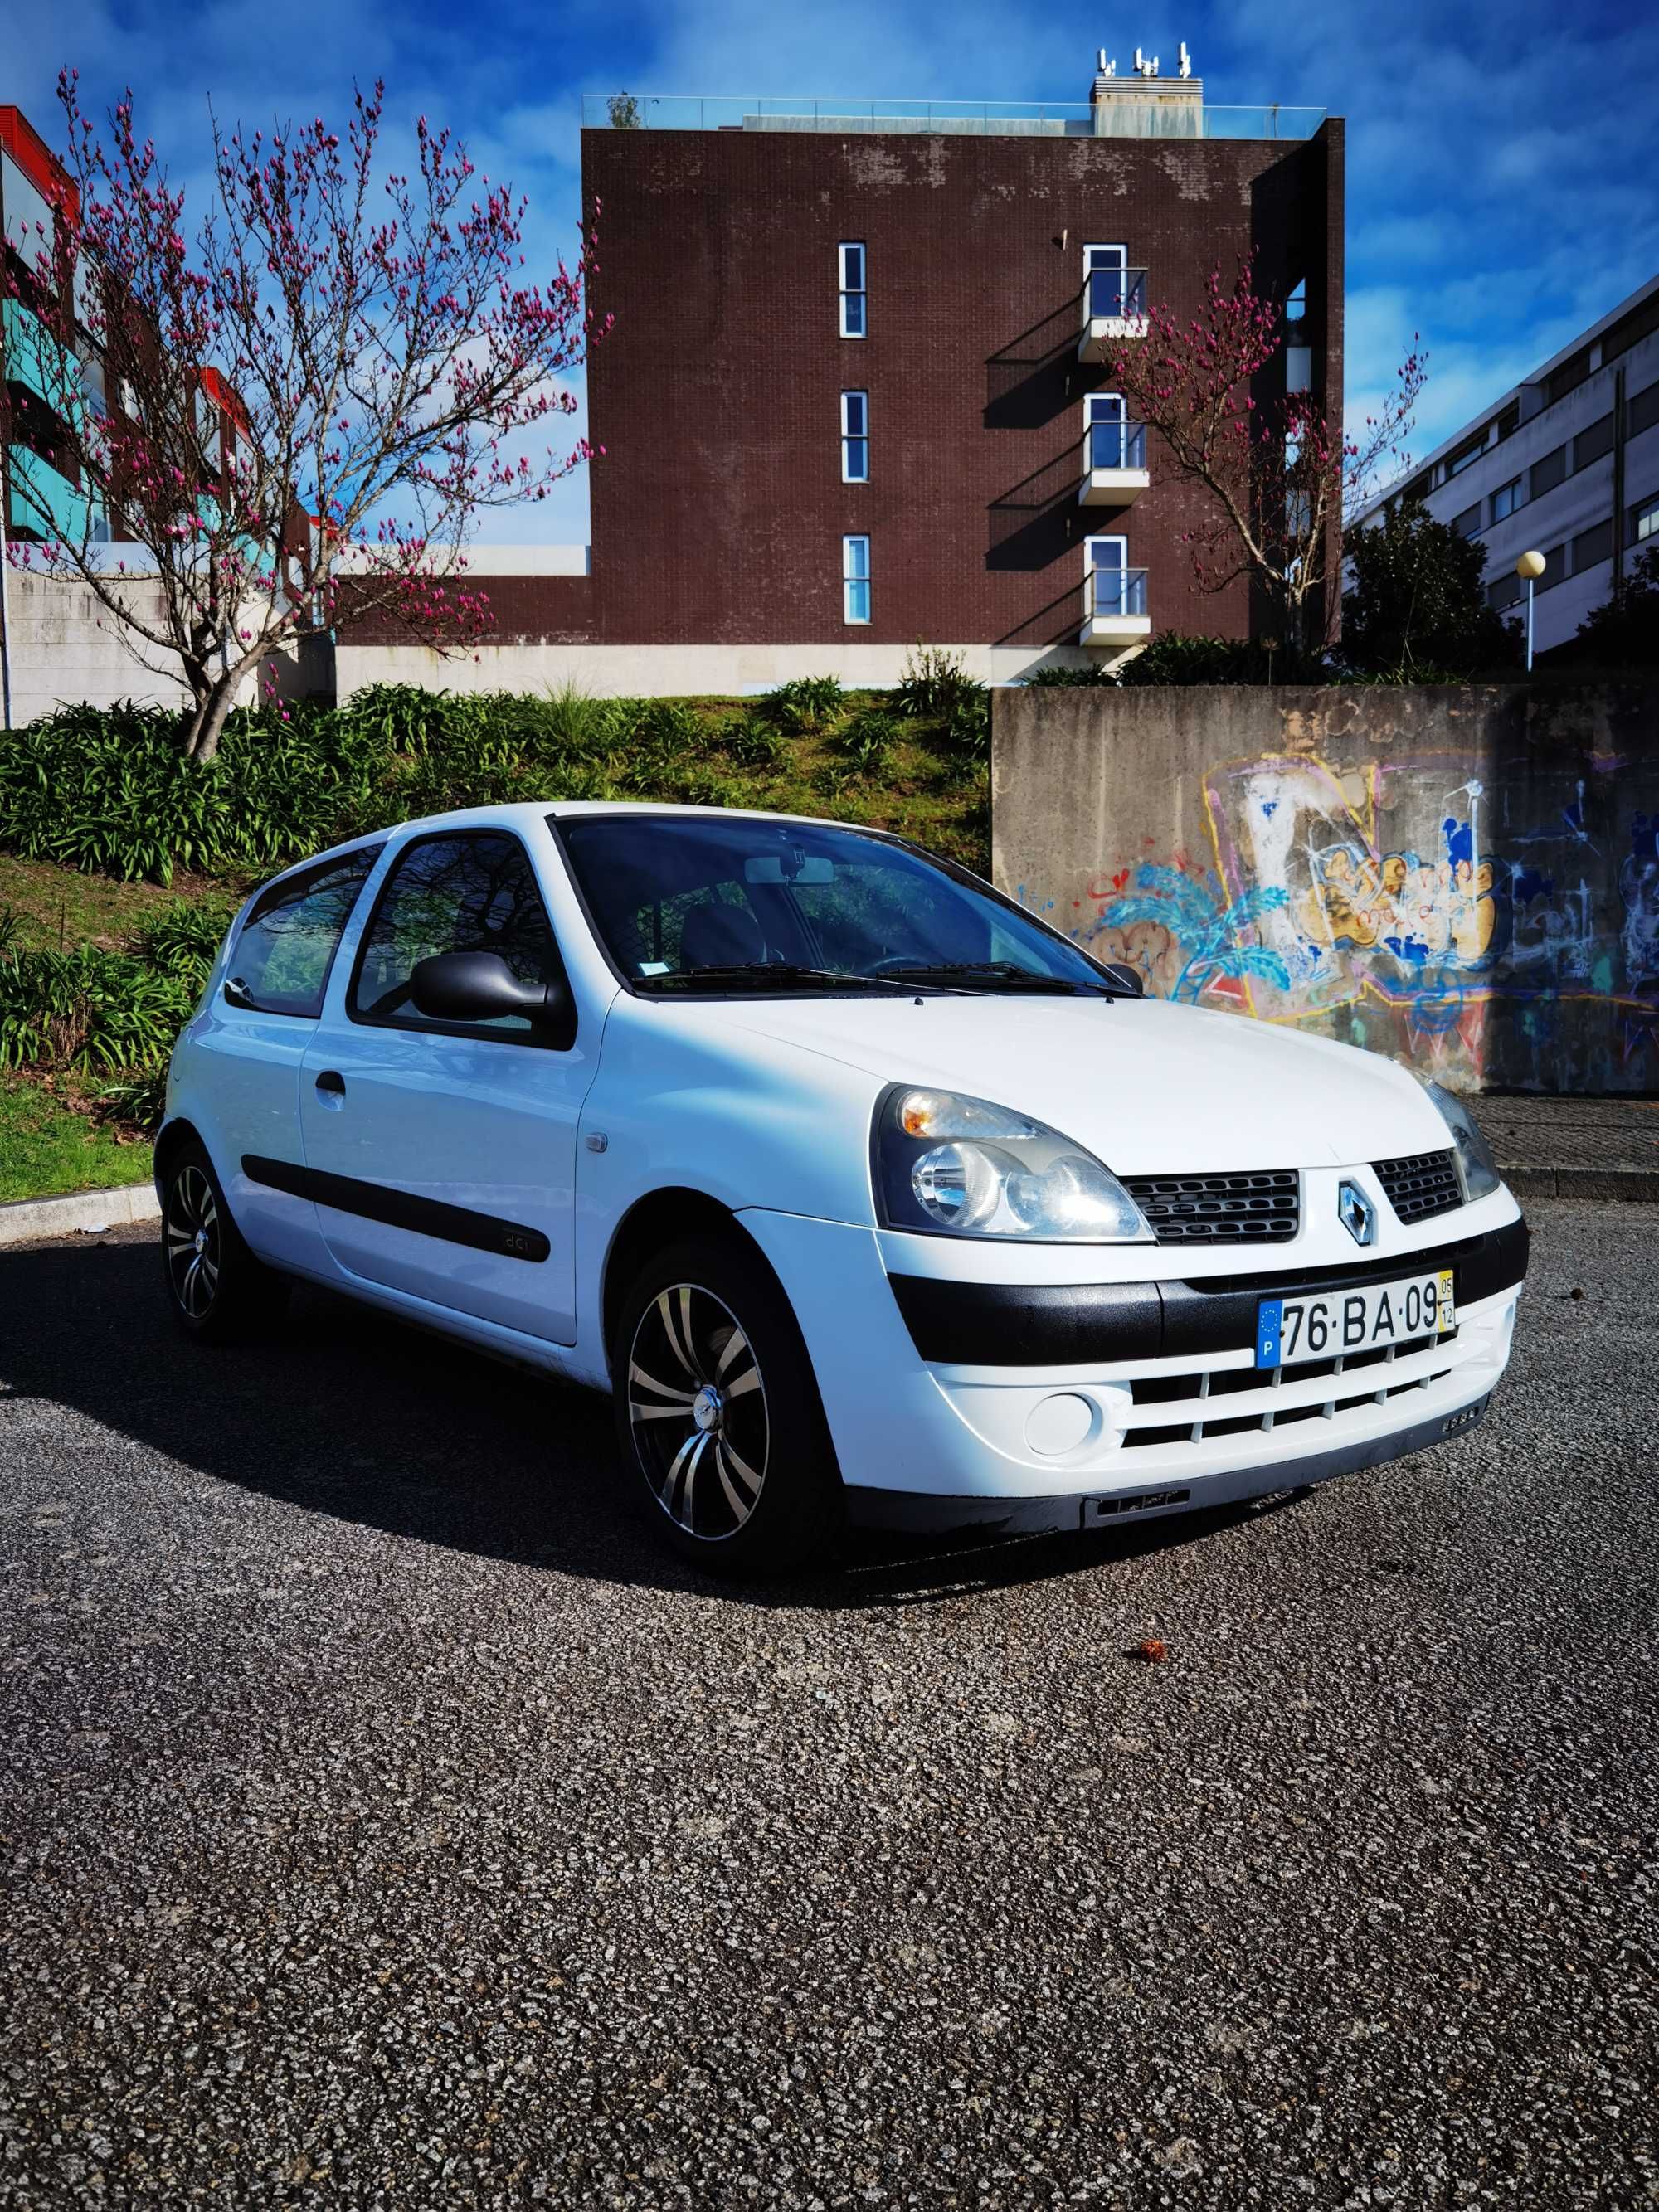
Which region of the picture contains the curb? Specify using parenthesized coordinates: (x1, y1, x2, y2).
(1501, 1165, 1659, 1204)
(0, 1179, 160, 1250)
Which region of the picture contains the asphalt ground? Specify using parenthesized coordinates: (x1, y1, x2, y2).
(1, 1203, 1656, 2210)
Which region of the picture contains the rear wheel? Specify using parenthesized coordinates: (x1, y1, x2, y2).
(612, 1235, 843, 1575)
(160, 1140, 289, 1343)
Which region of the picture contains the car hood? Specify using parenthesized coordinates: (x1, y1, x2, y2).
(708, 992, 1449, 1174)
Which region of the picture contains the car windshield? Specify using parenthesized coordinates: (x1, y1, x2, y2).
(554, 812, 1119, 996)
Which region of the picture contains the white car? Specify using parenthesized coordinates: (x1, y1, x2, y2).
(159, 802, 1529, 1572)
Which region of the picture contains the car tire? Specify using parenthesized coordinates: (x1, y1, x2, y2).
(159, 1139, 290, 1344)
(612, 1234, 844, 1575)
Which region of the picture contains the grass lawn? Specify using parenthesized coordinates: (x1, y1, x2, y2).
(0, 1077, 153, 1206)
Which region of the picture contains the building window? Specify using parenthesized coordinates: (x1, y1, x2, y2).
(78, 348, 107, 418)
(1571, 519, 1613, 574)
(1530, 445, 1567, 498)
(1491, 476, 1524, 523)
(1574, 413, 1614, 469)
(1084, 391, 1140, 469)
(1540, 543, 1567, 591)
(842, 535, 870, 625)
(1446, 434, 1486, 479)
(1285, 278, 1306, 324)
(1451, 502, 1481, 539)
(1629, 380, 1659, 440)
(1286, 345, 1312, 393)
(1082, 243, 1139, 320)
(1635, 493, 1659, 543)
(839, 243, 866, 338)
(840, 391, 868, 483)
(1486, 574, 1522, 611)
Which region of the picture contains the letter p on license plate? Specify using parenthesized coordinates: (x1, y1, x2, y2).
(1255, 1269, 1455, 1370)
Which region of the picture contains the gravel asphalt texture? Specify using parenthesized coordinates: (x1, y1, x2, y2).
(1, 1200, 1656, 2209)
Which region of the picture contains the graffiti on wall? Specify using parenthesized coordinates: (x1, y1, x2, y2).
(1026, 752, 1659, 1089)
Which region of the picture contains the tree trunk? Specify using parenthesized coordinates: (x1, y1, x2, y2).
(181, 669, 243, 765)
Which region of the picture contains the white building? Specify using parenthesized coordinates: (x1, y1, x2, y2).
(1351, 275, 1659, 657)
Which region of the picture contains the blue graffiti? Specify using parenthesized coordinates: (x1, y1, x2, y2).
(1093, 863, 1291, 1004)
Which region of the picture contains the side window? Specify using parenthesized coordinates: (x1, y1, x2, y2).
(839, 241, 866, 337)
(349, 831, 565, 1042)
(228, 845, 383, 1018)
(841, 391, 868, 482)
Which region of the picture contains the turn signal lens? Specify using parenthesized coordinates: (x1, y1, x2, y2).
(895, 1089, 1042, 1142)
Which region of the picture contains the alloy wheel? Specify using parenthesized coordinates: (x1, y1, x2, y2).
(165, 1164, 221, 1321)
(626, 1283, 769, 1539)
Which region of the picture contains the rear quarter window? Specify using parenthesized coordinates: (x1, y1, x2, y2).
(230, 846, 383, 1018)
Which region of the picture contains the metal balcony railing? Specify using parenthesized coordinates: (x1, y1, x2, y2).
(579, 95, 1326, 141)
(1083, 420, 1148, 471)
(1080, 270, 1150, 325)
(1084, 567, 1149, 620)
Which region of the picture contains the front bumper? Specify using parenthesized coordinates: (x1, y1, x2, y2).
(738, 1196, 1527, 1533)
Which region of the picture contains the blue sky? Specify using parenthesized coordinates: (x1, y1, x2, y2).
(4, 0, 1655, 542)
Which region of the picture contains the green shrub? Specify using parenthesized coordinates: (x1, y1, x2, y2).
(893, 644, 980, 720)
(95, 1063, 171, 1132)
(0, 948, 197, 1074)
(139, 901, 235, 985)
(761, 676, 844, 733)
(719, 713, 791, 771)
(1025, 664, 1118, 688)
(836, 707, 902, 777)
(1115, 633, 1277, 686)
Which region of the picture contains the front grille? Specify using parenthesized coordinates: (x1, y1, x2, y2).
(1121, 1330, 1465, 1448)
(1374, 1150, 1462, 1225)
(1122, 1169, 1299, 1246)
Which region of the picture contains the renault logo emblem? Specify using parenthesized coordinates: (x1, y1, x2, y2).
(1338, 1179, 1376, 1247)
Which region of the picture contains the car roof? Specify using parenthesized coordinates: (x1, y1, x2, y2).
(246, 800, 883, 897)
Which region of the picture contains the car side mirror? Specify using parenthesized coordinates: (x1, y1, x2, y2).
(411, 950, 572, 1037)
(1094, 960, 1145, 997)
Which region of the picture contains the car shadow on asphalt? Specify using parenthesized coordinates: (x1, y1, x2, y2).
(1, 1234, 1311, 1612)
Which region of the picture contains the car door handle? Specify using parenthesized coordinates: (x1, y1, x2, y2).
(315, 1070, 346, 1096)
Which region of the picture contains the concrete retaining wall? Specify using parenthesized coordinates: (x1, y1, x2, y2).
(992, 683, 1659, 1095)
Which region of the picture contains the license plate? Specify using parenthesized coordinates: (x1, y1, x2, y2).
(1255, 1269, 1454, 1370)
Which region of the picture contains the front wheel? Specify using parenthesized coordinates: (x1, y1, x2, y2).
(160, 1140, 289, 1344)
(612, 1236, 843, 1575)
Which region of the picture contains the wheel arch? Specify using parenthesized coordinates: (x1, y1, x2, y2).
(153, 1116, 207, 1200)
(600, 1187, 780, 1382)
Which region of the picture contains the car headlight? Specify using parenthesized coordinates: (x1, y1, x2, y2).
(1423, 1081, 1503, 1203)
(873, 1087, 1153, 1242)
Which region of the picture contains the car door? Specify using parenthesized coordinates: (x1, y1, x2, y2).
(297, 826, 591, 1344)
(191, 842, 384, 1274)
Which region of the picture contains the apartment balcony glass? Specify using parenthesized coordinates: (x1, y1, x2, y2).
(2, 294, 54, 408)
(1079, 564, 1150, 648)
(1078, 267, 1149, 359)
(1079, 417, 1149, 505)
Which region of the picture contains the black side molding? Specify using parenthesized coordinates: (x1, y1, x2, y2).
(242, 1155, 551, 1263)
(888, 1216, 1529, 1368)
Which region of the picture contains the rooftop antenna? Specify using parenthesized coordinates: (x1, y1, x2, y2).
(1133, 46, 1160, 77)
(1178, 41, 1193, 78)
(1095, 47, 1117, 77)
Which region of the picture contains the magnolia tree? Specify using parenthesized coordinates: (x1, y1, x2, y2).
(1100, 259, 1424, 655)
(2, 74, 604, 760)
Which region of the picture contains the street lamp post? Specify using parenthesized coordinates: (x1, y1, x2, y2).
(1515, 549, 1546, 674)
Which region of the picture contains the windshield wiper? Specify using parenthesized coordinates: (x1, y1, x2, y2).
(640, 963, 917, 994)
(873, 961, 1115, 996)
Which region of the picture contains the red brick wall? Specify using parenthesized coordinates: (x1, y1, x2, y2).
(574, 119, 1344, 650)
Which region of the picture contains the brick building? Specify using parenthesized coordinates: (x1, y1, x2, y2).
(340, 61, 1342, 696)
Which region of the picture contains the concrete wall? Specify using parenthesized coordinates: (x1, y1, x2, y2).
(2, 571, 197, 722)
(993, 683, 1659, 1095)
(336, 636, 1099, 700)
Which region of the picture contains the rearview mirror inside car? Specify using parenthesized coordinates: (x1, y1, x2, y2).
(743, 854, 836, 886)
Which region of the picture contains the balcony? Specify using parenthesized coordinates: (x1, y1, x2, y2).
(1078, 419, 1149, 506)
(7, 440, 102, 545)
(1079, 566, 1150, 649)
(1078, 268, 1149, 359)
